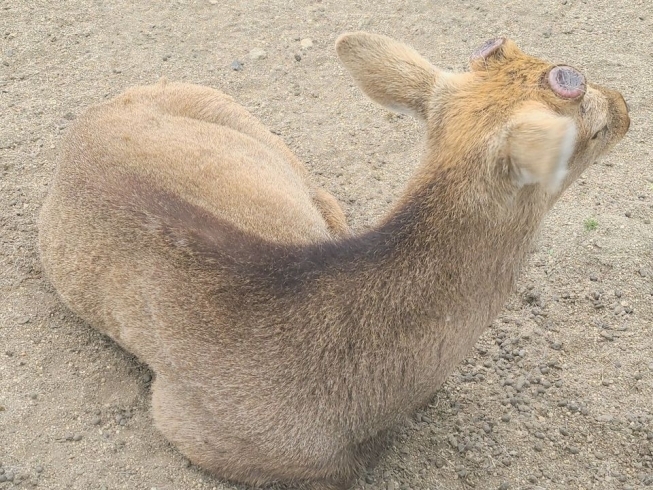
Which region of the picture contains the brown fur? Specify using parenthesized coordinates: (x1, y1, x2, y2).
(38, 32, 629, 489)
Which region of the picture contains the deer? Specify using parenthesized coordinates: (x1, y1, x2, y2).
(38, 32, 629, 489)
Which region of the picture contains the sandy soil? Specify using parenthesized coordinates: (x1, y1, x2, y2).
(1, 0, 652, 489)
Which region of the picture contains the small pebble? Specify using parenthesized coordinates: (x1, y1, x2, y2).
(569, 446, 580, 454)
(501, 414, 511, 423)
(91, 416, 101, 425)
(248, 48, 267, 60)
(73, 434, 83, 441)
(294, 53, 301, 62)
(230, 60, 243, 71)
(35, 466, 43, 473)
(300, 38, 314, 49)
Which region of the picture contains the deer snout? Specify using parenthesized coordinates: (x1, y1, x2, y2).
(609, 90, 630, 140)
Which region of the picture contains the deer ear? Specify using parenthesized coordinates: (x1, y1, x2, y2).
(336, 32, 442, 120)
(508, 103, 577, 193)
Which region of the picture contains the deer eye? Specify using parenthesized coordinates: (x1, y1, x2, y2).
(591, 126, 608, 140)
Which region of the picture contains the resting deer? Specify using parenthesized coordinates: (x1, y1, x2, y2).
(38, 32, 629, 489)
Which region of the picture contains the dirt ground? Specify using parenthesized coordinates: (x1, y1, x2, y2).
(1, 0, 652, 489)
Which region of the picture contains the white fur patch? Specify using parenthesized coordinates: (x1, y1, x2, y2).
(514, 121, 577, 192)
(548, 122, 577, 193)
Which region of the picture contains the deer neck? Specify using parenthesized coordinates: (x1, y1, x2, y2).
(313, 155, 547, 374)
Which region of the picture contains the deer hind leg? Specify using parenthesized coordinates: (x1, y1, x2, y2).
(312, 188, 350, 238)
(120, 80, 314, 180)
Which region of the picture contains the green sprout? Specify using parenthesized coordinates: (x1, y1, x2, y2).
(584, 218, 599, 231)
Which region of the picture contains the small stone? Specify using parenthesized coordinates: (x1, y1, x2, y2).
(300, 38, 314, 49)
(590, 273, 598, 282)
(534, 442, 543, 452)
(73, 434, 83, 441)
(35, 466, 43, 473)
(640, 268, 650, 278)
(569, 446, 580, 454)
(142, 373, 152, 383)
(499, 483, 510, 490)
(294, 53, 301, 62)
(91, 416, 101, 425)
(625, 211, 632, 217)
(230, 60, 243, 71)
(248, 48, 267, 60)
(162, 54, 171, 61)
(501, 414, 511, 423)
